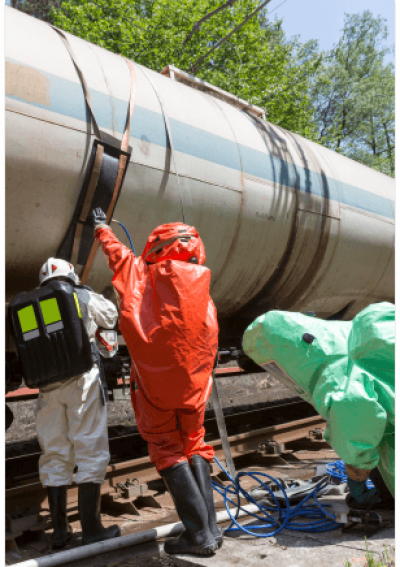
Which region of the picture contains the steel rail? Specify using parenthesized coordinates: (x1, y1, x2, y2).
(6, 414, 325, 512)
(6, 398, 309, 486)
(6, 367, 247, 402)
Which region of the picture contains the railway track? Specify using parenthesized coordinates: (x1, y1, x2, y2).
(5, 367, 248, 403)
(6, 398, 317, 488)
(6, 398, 327, 545)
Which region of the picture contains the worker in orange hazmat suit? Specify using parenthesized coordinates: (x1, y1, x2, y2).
(91, 207, 222, 556)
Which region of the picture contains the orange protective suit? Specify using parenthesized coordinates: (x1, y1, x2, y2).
(95, 223, 218, 471)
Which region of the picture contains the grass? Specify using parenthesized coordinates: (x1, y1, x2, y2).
(344, 541, 395, 567)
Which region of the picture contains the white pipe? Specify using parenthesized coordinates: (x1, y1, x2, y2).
(14, 503, 261, 567)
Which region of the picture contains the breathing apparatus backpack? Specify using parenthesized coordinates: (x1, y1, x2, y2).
(8, 280, 93, 388)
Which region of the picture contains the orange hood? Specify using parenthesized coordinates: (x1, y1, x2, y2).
(142, 223, 206, 265)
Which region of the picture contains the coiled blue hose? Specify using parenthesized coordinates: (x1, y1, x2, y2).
(212, 456, 339, 537)
(326, 460, 374, 489)
(112, 220, 135, 255)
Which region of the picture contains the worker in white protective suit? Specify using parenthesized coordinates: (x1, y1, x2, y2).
(35, 258, 121, 549)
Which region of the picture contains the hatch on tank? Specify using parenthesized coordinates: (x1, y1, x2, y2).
(161, 65, 266, 120)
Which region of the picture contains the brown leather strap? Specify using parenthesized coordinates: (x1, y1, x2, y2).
(70, 144, 104, 266)
(50, 29, 136, 275)
(49, 25, 102, 141)
(81, 59, 137, 284)
(80, 144, 104, 222)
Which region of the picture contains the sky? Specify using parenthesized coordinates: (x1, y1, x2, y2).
(266, 0, 395, 64)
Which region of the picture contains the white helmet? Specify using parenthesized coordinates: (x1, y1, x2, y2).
(39, 258, 78, 286)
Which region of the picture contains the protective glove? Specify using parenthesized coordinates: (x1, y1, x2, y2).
(347, 478, 381, 508)
(91, 207, 107, 228)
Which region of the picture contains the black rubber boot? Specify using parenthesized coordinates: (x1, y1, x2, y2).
(78, 483, 121, 546)
(47, 486, 73, 550)
(161, 461, 218, 556)
(191, 455, 223, 549)
(369, 468, 395, 510)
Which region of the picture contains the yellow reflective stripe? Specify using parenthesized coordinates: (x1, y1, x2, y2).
(74, 293, 82, 318)
(40, 298, 62, 325)
(18, 305, 38, 333)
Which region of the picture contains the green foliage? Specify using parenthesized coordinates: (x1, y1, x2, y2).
(11, 2, 394, 176)
(10, 0, 60, 23)
(364, 539, 395, 566)
(345, 541, 395, 566)
(50, 0, 319, 138)
(310, 11, 395, 177)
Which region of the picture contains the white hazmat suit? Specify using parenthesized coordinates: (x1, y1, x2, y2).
(35, 289, 118, 486)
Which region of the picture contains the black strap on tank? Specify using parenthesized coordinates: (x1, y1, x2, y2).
(56, 134, 132, 269)
(49, 26, 103, 141)
(50, 25, 137, 280)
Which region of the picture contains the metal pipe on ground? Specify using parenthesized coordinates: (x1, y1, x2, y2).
(14, 503, 261, 567)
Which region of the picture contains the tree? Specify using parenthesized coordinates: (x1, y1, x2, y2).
(10, 0, 61, 23)
(309, 11, 394, 177)
(49, 0, 320, 138)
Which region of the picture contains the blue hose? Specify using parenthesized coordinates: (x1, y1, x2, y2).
(112, 220, 135, 255)
(326, 460, 374, 489)
(212, 457, 339, 537)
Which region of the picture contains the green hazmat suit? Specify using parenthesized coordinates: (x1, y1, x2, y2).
(242, 303, 394, 496)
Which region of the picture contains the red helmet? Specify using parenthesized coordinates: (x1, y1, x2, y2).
(142, 223, 206, 265)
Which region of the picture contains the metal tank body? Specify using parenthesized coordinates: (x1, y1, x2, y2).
(5, 7, 394, 345)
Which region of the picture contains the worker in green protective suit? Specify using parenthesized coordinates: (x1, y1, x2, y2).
(242, 302, 394, 509)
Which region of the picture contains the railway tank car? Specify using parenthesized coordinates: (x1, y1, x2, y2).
(5, 6, 394, 352)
